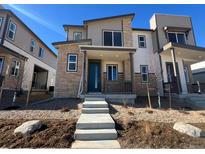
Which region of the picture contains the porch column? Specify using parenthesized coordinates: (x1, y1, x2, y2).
(170, 48, 181, 94)
(83, 50, 87, 94)
(129, 52, 135, 93)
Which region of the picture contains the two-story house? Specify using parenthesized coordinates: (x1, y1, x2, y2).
(0, 9, 57, 103)
(53, 13, 205, 101)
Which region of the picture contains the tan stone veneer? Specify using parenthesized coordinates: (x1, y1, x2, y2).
(54, 42, 90, 98)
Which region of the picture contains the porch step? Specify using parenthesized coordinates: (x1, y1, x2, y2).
(82, 108, 109, 114)
(74, 129, 117, 140)
(83, 101, 108, 108)
(76, 114, 115, 129)
(71, 140, 121, 149)
(85, 97, 105, 101)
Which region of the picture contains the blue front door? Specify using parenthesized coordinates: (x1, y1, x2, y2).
(88, 61, 101, 92)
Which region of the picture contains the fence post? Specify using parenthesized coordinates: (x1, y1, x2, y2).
(169, 83, 172, 109)
(147, 83, 152, 108)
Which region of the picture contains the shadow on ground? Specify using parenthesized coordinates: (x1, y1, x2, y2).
(0, 98, 82, 111)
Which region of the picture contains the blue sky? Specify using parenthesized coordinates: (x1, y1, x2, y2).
(3, 4, 205, 55)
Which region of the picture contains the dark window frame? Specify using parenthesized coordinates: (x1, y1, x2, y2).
(0, 17, 3, 29)
(103, 30, 123, 47)
(7, 20, 17, 41)
(10, 59, 20, 77)
(167, 32, 187, 44)
(0, 57, 4, 75)
(67, 53, 78, 72)
(106, 64, 118, 81)
(140, 65, 149, 83)
(38, 47, 45, 58)
(30, 39, 36, 52)
(138, 35, 146, 48)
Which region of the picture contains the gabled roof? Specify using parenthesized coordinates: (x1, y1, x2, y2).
(83, 13, 135, 24)
(0, 9, 57, 58)
(63, 24, 84, 31)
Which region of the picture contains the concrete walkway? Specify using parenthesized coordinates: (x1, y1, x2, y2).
(71, 97, 120, 149)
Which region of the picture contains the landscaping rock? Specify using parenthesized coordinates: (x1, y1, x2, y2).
(14, 120, 42, 135)
(173, 122, 205, 138)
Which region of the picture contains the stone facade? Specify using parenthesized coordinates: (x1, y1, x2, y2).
(134, 73, 158, 96)
(122, 17, 133, 47)
(0, 52, 25, 90)
(54, 42, 90, 98)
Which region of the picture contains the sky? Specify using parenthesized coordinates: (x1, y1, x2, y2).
(2, 4, 205, 56)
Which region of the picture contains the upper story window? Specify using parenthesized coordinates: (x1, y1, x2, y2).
(107, 65, 118, 81)
(11, 60, 20, 77)
(138, 35, 146, 48)
(73, 32, 82, 40)
(140, 65, 148, 83)
(168, 32, 186, 44)
(39, 47, 45, 58)
(103, 31, 122, 47)
(30, 39, 36, 52)
(7, 20, 17, 40)
(0, 17, 3, 28)
(67, 54, 77, 72)
(0, 57, 4, 75)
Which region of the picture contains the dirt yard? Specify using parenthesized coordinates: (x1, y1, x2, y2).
(0, 119, 76, 148)
(111, 103, 205, 148)
(116, 120, 205, 148)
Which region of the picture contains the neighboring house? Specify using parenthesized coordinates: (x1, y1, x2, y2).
(0, 9, 57, 99)
(192, 68, 205, 83)
(52, 13, 205, 99)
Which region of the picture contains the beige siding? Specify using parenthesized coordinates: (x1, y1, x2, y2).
(87, 18, 123, 46)
(4, 16, 56, 69)
(150, 14, 196, 50)
(0, 12, 7, 40)
(67, 27, 86, 40)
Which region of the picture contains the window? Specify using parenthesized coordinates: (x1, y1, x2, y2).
(103, 31, 122, 46)
(107, 65, 118, 81)
(7, 20, 16, 40)
(140, 65, 148, 83)
(168, 32, 186, 44)
(39, 47, 45, 58)
(11, 60, 20, 76)
(73, 32, 82, 40)
(30, 39, 36, 52)
(0, 17, 3, 28)
(0, 58, 4, 74)
(67, 54, 77, 72)
(184, 67, 190, 82)
(138, 35, 146, 48)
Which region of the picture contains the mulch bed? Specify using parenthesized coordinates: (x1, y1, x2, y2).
(115, 119, 205, 149)
(0, 119, 76, 148)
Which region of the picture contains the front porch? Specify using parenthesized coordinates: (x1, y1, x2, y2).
(161, 42, 205, 96)
(79, 45, 136, 96)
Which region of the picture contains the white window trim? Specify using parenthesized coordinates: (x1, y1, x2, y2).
(138, 35, 146, 48)
(30, 39, 36, 52)
(67, 54, 78, 72)
(39, 47, 45, 58)
(103, 30, 123, 46)
(184, 66, 190, 83)
(140, 65, 149, 83)
(7, 20, 17, 40)
(107, 64, 118, 81)
(73, 32, 82, 40)
(0, 57, 4, 74)
(11, 60, 20, 77)
(167, 32, 187, 44)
